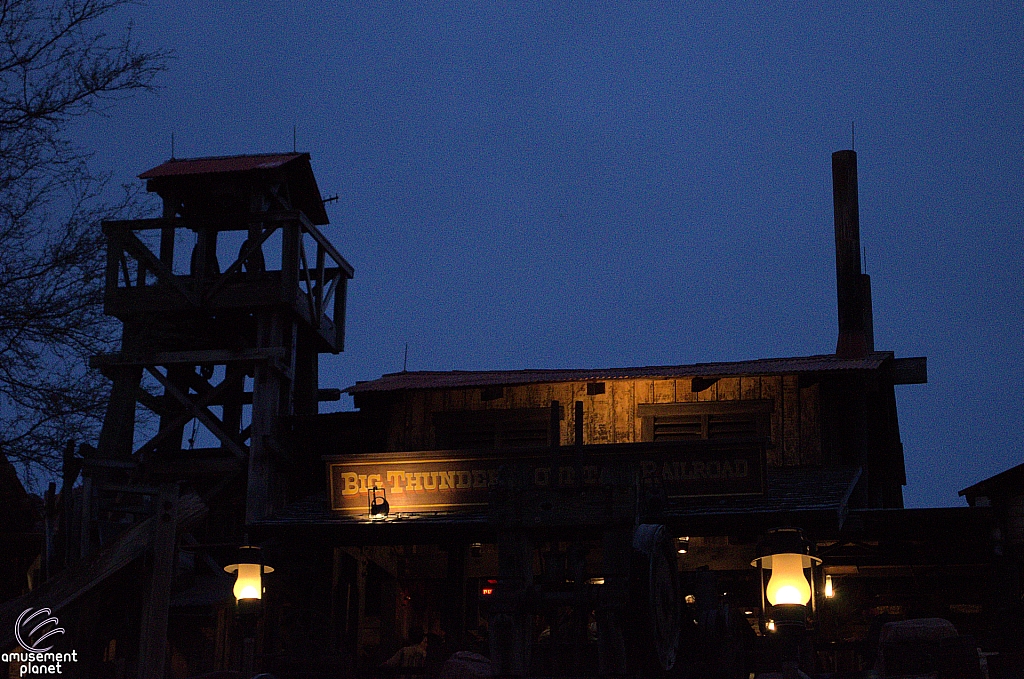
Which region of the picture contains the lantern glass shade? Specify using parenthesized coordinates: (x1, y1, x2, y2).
(225, 561, 274, 602)
(825, 574, 834, 598)
(764, 553, 811, 605)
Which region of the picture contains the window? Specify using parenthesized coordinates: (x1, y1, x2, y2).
(638, 400, 771, 442)
(480, 386, 505, 402)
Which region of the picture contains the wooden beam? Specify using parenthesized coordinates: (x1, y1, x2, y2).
(203, 224, 279, 302)
(92, 347, 287, 369)
(315, 246, 326, 320)
(318, 388, 342, 402)
(120, 230, 199, 305)
(134, 368, 247, 458)
(893, 357, 927, 385)
(247, 311, 285, 524)
(298, 235, 318, 324)
(103, 216, 250, 234)
(138, 484, 178, 679)
(148, 457, 245, 477)
(135, 385, 170, 417)
(146, 367, 247, 459)
(0, 493, 207, 651)
(292, 210, 355, 277)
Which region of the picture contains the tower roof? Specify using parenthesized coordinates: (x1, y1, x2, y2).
(140, 152, 330, 224)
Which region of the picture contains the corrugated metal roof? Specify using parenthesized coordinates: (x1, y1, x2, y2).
(139, 153, 306, 179)
(345, 352, 893, 394)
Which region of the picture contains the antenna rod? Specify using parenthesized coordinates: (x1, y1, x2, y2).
(293, 125, 296, 153)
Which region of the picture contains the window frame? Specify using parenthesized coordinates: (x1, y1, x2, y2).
(638, 399, 773, 443)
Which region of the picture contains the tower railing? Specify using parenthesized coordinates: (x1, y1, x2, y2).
(102, 209, 353, 353)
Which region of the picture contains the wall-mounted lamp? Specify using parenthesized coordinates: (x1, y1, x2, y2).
(676, 536, 690, 554)
(369, 485, 389, 519)
(224, 544, 274, 603)
(470, 542, 483, 558)
(751, 527, 821, 631)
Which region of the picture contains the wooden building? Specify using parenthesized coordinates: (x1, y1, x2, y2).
(0, 150, 1019, 679)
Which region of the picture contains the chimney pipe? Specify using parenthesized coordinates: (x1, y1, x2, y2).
(832, 150, 873, 357)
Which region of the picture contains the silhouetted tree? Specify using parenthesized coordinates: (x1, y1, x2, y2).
(0, 0, 165, 487)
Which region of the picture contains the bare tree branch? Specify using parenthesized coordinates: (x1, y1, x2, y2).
(0, 0, 165, 489)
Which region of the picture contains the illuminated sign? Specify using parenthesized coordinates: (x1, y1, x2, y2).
(326, 441, 765, 515)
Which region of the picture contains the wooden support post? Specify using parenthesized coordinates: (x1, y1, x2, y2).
(159, 227, 175, 268)
(573, 400, 585, 490)
(354, 550, 371, 669)
(575, 400, 584, 447)
(292, 331, 319, 416)
(222, 363, 246, 444)
(443, 542, 466, 646)
(329, 547, 342, 653)
(489, 530, 533, 677)
(79, 476, 93, 560)
(598, 527, 630, 676)
(548, 400, 562, 482)
(549, 400, 561, 448)
(156, 366, 192, 456)
(138, 483, 179, 679)
(97, 367, 143, 459)
(247, 311, 286, 523)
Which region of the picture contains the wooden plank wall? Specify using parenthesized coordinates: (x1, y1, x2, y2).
(383, 374, 822, 468)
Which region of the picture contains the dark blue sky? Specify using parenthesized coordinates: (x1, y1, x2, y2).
(77, 3, 1023, 508)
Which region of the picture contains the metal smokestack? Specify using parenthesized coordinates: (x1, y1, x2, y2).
(832, 150, 874, 357)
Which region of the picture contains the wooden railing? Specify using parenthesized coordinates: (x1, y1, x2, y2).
(101, 210, 353, 348)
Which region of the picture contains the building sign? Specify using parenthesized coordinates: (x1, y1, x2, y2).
(326, 441, 765, 515)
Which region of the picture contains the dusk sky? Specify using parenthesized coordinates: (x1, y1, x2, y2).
(75, 3, 1023, 508)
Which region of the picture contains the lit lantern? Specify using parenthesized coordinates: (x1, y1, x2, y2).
(369, 485, 389, 519)
(224, 545, 274, 603)
(751, 527, 821, 631)
(824, 574, 835, 598)
(676, 536, 690, 554)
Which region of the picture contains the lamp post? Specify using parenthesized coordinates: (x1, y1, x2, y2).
(225, 544, 274, 678)
(751, 528, 820, 679)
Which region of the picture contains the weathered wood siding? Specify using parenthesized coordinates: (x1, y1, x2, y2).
(379, 374, 822, 468)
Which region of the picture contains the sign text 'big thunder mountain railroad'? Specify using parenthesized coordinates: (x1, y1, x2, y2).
(326, 440, 766, 514)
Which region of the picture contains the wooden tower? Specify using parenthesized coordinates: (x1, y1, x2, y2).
(86, 153, 352, 540)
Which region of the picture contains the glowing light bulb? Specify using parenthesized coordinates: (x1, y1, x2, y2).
(825, 574, 834, 598)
